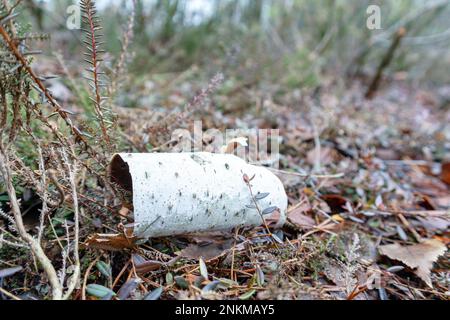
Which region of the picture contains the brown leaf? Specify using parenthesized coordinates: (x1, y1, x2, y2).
(118, 206, 130, 217)
(434, 195, 450, 208)
(288, 204, 315, 230)
(132, 254, 164, 274)
(411, 173, 449, 197)
(416, 216, 450, 232)
(307, 147, 339, 166)
(321, 194, 349, 213)
(0, 266, 22, 278)
(84, 233, 137, 251)
(379, 239, 447, 287)
(441, 162, 450, 185)
(117, 278, 141, 300)
(265, 209, 283, 227)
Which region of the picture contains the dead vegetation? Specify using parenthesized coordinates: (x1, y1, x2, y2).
(0, 0, 449, 300)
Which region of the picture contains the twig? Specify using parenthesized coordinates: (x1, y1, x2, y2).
(230, 227, 240, 282)
(112, 260, 131, 289)
(0, 149, 63, 300)
(0, 286, 21, 300)
(82, 256, 100, 300)
(365, 28, 406, 99)
(397, 213, 423, 243)
(269, 167, 344, 179)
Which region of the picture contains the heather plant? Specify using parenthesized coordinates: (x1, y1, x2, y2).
(0, 0, 133, 299)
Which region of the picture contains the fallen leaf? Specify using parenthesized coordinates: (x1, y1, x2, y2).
(331, 214, 344, 222)
(411, 173, 449, 197)
(321, 194, 349, 213)
(132, 254, 164, 274)
(375, 148, 400, 160)
(379, 239, 447, 287)
(307, 147, 339, 166)
(416, 216, 450, 232)
(178, 239, 234, 260)
(96, 261, 112, 279)
(143, 287, 163, 300)
(288, 205, 315, 230)
(202, 280, 220, 293)
(117, 278, 141, 300)
(86, 284, 116, 299)
(441, 162, 450, 185)
(265, 209, 283, 227)
(84, 233, 137, 251)
(199, 257, 208, 279)
(118, 206, 130, 217)
(0, 266, 22, 278)
(239, 289, 256, 300)
(434, 195, 450, 208)
(175, 276, 189, 289)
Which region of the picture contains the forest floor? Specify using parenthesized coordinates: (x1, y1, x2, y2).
(1, 65, 449, 300)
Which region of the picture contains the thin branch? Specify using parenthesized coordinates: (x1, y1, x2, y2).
(0, 147, 63, 300)
(81, 0, 111, 149)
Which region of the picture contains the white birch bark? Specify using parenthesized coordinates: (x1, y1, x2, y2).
(110, 153, 287, 239)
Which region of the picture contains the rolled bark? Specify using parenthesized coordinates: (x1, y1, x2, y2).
(109, 153, 287, 239)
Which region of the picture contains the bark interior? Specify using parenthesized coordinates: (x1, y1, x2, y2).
(109, 154, 133, 193)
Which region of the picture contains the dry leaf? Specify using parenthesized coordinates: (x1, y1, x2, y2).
(118, 206, 130, 217)
(132, 254, 164, 274)
(379, 239, 447, 287)
(84, 233, 137, 251)
(178, 239, 234, 260)
(307, 146, 339, 166)
(416, 216, 450, 232)
(321, 194, 349, 213)
(434, 195, 450, 208)
(288, 204, 315, 230)
(441, 162, 450, 185)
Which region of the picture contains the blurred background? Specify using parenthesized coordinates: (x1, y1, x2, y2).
(2, 1, 450, 300)
(22, 0, 450, 85)
(18, 0, 450, 167)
